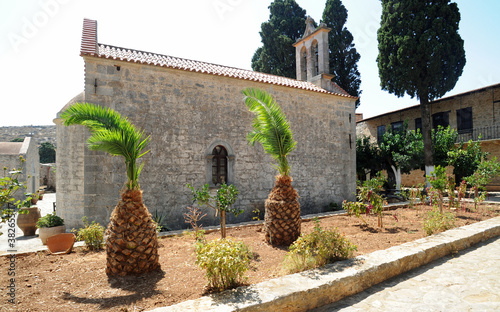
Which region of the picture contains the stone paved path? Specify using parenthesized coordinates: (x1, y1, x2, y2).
(311, 236, 500, 312)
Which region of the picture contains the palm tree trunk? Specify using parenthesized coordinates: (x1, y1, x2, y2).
(105, 189, 160, 276)
(264, 175, 301, 246)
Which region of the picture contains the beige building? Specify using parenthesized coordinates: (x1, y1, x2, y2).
(357, 83, 500, 190)
(55, 18, 358, 230)
(0, 137, 40, 204)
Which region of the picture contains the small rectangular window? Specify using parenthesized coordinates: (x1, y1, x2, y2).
(456, 107, 473, 133)
(377, 125, 386, 143)
(432, 111, 450, 130)
(415, 118, 422, 133)
(391, 121, 404, 133)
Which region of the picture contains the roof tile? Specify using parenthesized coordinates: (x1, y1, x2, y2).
(80, 19, 354, 99)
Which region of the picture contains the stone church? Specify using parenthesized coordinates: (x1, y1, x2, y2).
(55, 18, 357, 230)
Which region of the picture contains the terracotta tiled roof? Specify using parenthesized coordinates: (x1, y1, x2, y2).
(79, 19, 355, 99)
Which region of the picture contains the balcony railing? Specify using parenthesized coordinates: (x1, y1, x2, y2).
(456, 125, 500, 142)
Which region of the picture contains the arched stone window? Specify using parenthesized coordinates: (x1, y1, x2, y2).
(301, 46, 307, 80)
(312, 40, 319, 76)
(212, 145, 227, 185)
(205, 141, 235, 187)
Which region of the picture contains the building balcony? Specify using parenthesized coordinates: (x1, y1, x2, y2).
(456, 125, 500, 142)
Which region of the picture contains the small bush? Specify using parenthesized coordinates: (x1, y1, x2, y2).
(325, 202, 343, 212)
(36, 212, 64, 228)
(73, 216, 105, 250)
(423, 208, 455, 236)
(195, 238, 251, 291)
(283, 219, 357, 274)
(152, 210, 170, 233)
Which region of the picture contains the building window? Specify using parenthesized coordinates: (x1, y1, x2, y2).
(415, 118, 422, 133)
(212, 146, 227, 185)
(205, 141, 235, 188)
(377, 125, 386, 143)
(432, 111, 449, 130)
(301, 47, 307, 80)
(312, 40, 319, 76)
(391, 121, 404, 133)
(456, 107, 473, 133)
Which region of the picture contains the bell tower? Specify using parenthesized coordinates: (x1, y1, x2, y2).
(293, 17, 335, 90)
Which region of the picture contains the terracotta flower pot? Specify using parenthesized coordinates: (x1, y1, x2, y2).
(46, 233, 75, 255)
(39, 225, 66, 245)
(17, 207, 41, 236)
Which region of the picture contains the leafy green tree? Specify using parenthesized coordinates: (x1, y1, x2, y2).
(39, 142, 56, 163)
(322, 0, 361, 107)
(61, 103, 159, 276)
(377, 0, 466, 173)
(187, 183, 241, 239)
(1, 157, 30, 227)
(356, 136, 381, 180)
(379, 121, 423, 190)
(251, 0, 307, 78)
(10, 138, 24, 142)
(432, 126, 458, 168)
(448, 139, 488, 185)
(464, 157, 500, 210)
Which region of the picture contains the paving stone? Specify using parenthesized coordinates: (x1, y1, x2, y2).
(312, 236, 500, 312)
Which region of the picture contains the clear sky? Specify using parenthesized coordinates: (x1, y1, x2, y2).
(1, 0, 499, 127)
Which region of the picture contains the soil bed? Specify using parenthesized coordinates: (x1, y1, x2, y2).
(2, 204, 499, 311)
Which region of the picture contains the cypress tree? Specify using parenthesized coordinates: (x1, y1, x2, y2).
(251, 0, 307, 78)
(322, 0, 362, 108)
(377, 0, 466, 171)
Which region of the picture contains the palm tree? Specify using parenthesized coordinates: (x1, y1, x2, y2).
(60, 103, 160, 276)
(242, 87, 300, 246)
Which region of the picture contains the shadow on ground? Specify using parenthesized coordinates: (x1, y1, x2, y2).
(61, 268, 165, 310)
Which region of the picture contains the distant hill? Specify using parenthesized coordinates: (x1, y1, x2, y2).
(0, 125, 56, 146)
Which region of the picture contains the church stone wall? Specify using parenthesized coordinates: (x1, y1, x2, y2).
(55, 118, 86, 228)
(59, 57, 356, 230)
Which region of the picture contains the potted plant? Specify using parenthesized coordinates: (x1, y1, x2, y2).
(36, 213, 65, 245)
(27, 193, 39, 205)
(17, 197, 41, 236)
(37, 188, 45, 200)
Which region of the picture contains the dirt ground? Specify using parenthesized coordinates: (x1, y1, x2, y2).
(1, 204, 499, 312)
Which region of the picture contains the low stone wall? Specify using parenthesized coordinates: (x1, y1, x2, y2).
(148, 215, 500, 312)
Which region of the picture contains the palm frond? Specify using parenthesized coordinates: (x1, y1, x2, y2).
(60, 103, 150, 190)
(242, 88, 296, 176)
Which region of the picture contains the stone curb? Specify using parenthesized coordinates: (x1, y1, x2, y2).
(147, 215, 500, 312)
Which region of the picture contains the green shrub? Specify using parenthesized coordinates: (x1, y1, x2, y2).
(325, 202, 343, 212)
(423, 208, 455, 236)
(73, 216, 105, 250)
(283, 219, 357, 274)
(36, 212, 64, 228)
(195, 238, 251, 291)
(344, 173, 387, 227)
(152, 209, 170, 233)
(426, 165, 448, 212)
